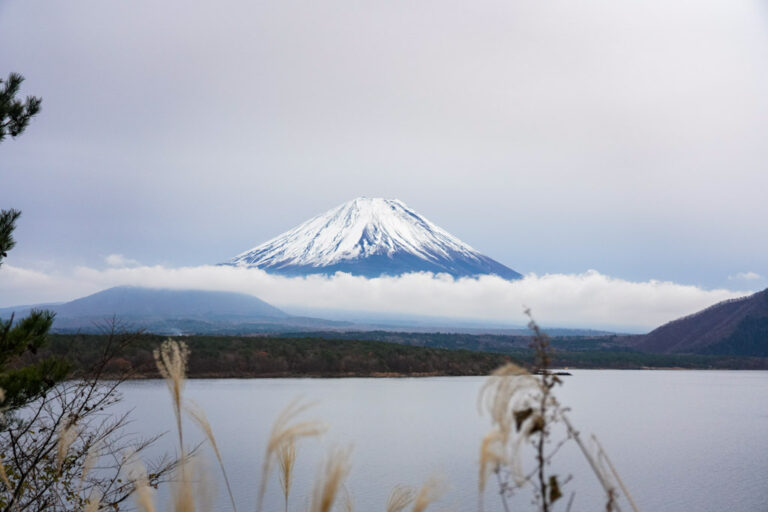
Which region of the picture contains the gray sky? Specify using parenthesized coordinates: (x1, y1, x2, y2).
(1, 0, 767, 323)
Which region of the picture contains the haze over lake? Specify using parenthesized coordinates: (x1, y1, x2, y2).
(115, 371, 768, 511)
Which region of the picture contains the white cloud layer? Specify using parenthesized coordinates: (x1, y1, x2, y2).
(728, 271, 762, 281)
(104, 254, 140, 268)
(0, 264, 754, 331)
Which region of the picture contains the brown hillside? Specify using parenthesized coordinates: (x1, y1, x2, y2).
(633, 288, 768, 353)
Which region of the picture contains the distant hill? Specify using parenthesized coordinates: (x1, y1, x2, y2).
(0, 287, 350, 334)
(57, 286, 287, 318)
(632, 288, 768, 356)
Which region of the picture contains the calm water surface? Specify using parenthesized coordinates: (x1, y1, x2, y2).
(115, 371, 768, 511)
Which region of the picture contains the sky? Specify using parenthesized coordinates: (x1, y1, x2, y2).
(1, 0, 767, 329)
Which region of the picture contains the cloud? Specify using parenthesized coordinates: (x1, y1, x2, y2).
(728, 271, 762, 281)
(0, 264, 754, 331)
(104, 254, 140, 268)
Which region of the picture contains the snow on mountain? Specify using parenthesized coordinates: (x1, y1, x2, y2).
(225, 197, 522, 279)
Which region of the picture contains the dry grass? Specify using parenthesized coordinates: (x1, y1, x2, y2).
(83, 489, 102, 512)
(154, 339, 189, 454)
(478, 363, 539, 444)
(386, 484, 417, 512)
(257, 399, 327, 512)
(278, 439, 296, 512)
(171, 455, 213, 512)
(126, 455, 156, 512)
(308, 446, 352, 512)
(478, 429, 505, 494)
(55, 416, 79, 473)
(81, 440, 100, 484)
(411, 477, 444, 512)
(185, 400, 238, 512)
(478, 362, 542, 488)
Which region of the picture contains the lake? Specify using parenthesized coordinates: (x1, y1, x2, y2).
(114, 370, 768, 511)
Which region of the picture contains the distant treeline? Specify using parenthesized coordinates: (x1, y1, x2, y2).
(24, 333, 768, 378)
(41, 333, 514, 378)
(274, 330, 630, 352)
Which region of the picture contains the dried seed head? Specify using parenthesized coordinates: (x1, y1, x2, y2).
(479, 429, 505, 493)
(154, 339, 189, 453)
(83, 488, 102, 512)
(411, 477, 444, 512)
(56, 416, 79, 472)
(386, 484, 417, 512)
(278, 438, 296, 507)
(125, 455, 156, 512)
(256, 399, 326, 512)
(309, 447, 352, 512)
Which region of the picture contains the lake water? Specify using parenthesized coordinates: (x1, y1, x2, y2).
(114, 371, 768, 511)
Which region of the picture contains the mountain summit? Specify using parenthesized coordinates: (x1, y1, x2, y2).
(226, 197, 521, 279)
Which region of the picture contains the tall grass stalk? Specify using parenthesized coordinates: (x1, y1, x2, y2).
(308, 447, 352, 512)
(256, 399, 326, 512)
(277, 439, 296, 512)
(186, 401, 238, 512)
(154, 339, 189, 456)
(126, 455, 157, 512)
(55, 416, 79, 473)
(385, 485, 416, 512)
(83, 489, 102, 512)
(411, 478, 444, 512)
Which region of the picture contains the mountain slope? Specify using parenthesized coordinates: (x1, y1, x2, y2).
(54, 286, 288, 319)
(633, 288, 768, 355)
(0, 287, 356, 334)
(226, 197, 521, 279)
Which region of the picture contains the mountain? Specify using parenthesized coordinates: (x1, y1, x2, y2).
(53, 286, 287, 319)
(632, 288, 768, 356)
(0, 287, 350, 334)
(225, 197, 521, 279)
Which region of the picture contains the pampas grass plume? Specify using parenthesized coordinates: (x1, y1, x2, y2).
(386, 484, 416, 512)
(478, 429, 505, 494)
(185, 400, 238, 512)
(411, 478, 444, 512)
(309, 447, 352, 512)
(154, 339, 189, 453)
(256, 399, 326, 512)
(56, 416, 78, 473)
(83, 488, 102, 512)
(125, 455, 156, 512)
(278, 439, 296, 512)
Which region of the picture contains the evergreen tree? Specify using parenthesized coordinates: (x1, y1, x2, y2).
(0, 74, 69, 410)
(0, 73, 41, 142)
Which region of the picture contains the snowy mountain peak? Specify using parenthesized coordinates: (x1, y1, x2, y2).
(226, 197, 521, 279)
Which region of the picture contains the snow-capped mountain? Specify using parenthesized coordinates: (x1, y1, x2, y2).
(225, 197, 522, 279)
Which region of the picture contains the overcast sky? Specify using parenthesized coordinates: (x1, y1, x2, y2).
(1, 0, 767, 326)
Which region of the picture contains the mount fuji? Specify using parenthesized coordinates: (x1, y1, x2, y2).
(225, 198, 521, 280)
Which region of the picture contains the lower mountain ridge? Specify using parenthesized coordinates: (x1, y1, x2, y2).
(632, 288, 768, 356)
(0, 287, 349, 334)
